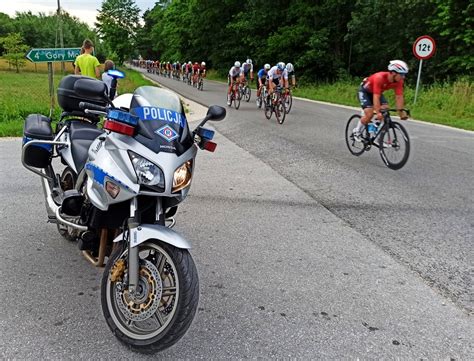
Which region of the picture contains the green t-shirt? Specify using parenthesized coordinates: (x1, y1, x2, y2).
(74, 53, 100, 78)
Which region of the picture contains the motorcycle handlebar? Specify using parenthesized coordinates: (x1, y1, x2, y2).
(79, 102, 107, 113)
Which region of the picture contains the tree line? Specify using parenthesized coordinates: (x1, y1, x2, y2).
(1, 0, 472, 83)
(133, 0, 472, 83)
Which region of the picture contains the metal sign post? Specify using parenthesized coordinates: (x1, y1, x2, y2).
(412, 35, 436, 104)
(47, 62, 54, 117)
(25, 47, 81, 117)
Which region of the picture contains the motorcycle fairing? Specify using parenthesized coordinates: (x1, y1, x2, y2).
(129, 86, 193, 155)
(85, 162, 136, 193)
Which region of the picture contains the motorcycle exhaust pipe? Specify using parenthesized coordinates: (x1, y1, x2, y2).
(40, 170, 87, 231)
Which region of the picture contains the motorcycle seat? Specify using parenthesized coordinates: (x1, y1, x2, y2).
(69, 121, 104, 172)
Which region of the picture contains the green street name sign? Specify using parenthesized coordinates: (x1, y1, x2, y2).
(26, 48, 82, 63)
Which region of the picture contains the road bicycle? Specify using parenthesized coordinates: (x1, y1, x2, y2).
(345, 109, 411, 170)
(283, 87, 293, 113)
(227, 81, 241, 109)
(264, 87, 286, 124)
(256, 84, 267, 109)
(197, 76, 204, 91)
(239, 81, 251, 102)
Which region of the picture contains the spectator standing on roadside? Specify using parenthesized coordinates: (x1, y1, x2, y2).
(74, 39, 100, 79)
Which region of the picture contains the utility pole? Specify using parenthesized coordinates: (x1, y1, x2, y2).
(57, 0, 65, 73)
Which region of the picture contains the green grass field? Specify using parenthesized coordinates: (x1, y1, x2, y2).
(0, 62, 156, 137)
(0, 62, 472, 136)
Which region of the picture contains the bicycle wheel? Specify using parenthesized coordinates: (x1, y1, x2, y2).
(234, 90, 241, 109)
(264, 101, 272, 119)
(261, 89, 268, 109)
(284, 92, 293, 113)
(275, 101, 286, 124)
(345, 114, 366, 156)
(245, 87, 251, 102)
(379, 121, 410, 170)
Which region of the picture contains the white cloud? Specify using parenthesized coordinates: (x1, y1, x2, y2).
(2, 2, 99, 27)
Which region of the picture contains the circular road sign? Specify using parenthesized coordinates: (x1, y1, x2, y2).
(413, 35, 436, 60)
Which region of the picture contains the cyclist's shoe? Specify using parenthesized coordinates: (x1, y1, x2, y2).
(256, 97, 261, 108)
(352, 129, 362, 142)
(227, 95, 231, 106)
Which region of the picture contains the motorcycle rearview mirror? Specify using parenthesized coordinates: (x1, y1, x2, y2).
(195, 105, 226, 130)
(206, 105, 226, 121)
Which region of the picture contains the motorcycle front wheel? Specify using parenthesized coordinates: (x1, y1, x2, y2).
(101, 240, 199, 353)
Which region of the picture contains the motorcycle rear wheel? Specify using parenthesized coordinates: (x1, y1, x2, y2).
(101, 240, 199, 353)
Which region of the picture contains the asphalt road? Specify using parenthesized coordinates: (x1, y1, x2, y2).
(0, 69, 472, 358)
(139, 68, 474, 314)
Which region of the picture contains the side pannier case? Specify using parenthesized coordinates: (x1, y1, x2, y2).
(22, 114, 53, 168)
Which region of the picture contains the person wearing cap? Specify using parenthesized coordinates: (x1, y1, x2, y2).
(353, 60, 409, 141)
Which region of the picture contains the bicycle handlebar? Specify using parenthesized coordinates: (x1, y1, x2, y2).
(380, 108, 410, 116)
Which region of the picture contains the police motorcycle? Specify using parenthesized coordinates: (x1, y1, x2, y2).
(21, 71, 225, 352)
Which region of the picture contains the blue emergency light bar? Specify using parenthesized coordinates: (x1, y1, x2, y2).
(197, 127, 214, 140)
(107, 109, 139, 126)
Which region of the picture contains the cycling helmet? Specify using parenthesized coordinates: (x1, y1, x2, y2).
(388, 60, 409, 74)
(286, 62, 294, 72)
(188, 61, 192, 65)
(264, 63, 271, 70)
(234, 61, 241, 68)
(201, 62, 206, 66)
(246, 58, 252, 64)
(277, 62, 285, 71)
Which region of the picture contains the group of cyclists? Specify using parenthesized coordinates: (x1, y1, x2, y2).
(131, 57, 410, 137)
(226, 59, 409, 132)
(226, 59, 296, 107)
(132, 59, 207, 89)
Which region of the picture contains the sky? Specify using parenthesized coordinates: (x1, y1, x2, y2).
(1, 0, 156, 27)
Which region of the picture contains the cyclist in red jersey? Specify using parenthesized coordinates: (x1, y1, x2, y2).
(200, 62, 206, 78)
(353, 60, 409, 140)
(192, 62, 200, 85)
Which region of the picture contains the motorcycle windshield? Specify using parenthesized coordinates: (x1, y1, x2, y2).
(130, 86, 193, 155)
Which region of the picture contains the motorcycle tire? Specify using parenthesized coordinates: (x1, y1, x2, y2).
(101, 240, 199, 353)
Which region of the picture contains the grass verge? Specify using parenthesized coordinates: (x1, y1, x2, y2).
(0, 67, 156, 137)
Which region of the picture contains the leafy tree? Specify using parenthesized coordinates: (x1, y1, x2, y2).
(0, 13, 15, 53)
(0, 12, 14, 35)
(0, 32, 29, 72)
(96, 0, 141, 63)
(137, 0, 472, 82)
(429, 0, 474, 76)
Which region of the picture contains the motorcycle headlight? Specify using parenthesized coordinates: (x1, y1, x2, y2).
(172, 160, 193, 193)
(128, 151, 165, 191)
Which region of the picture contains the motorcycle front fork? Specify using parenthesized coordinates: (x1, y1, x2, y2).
(126, 197, 164, 295)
